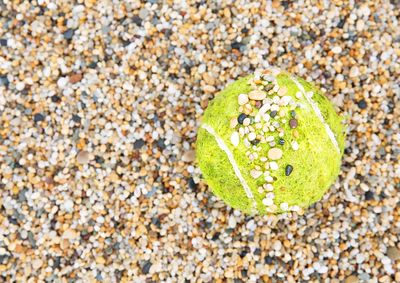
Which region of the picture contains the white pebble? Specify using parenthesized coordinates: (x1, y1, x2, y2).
(291, 141, 299, 151)
(230, 132, 239, 147)
(16, 81, 25, 91)
(248, 132, 256, 141)
(57, 77, 69, 89)
(332, 46, 342, 54)
(280, 202, 289, 211)
(269, 162, 278, 171)
(262, 198, 274, 206)
(280, 96, 292, 106)
(250, 169, 262, 179)
(238, 93, 249, 105)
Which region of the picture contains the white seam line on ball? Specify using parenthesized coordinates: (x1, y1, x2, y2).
(201, 123, 258, 213)
(290, 76, 341, 154)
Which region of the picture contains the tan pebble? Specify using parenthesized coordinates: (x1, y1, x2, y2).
(96, 256, 106, 265)
(182, 150, 195, 162)
(77, 150, 89, 164)
(293, 130, 299, 138)
(387, 246, 400, 260)
(277, 86, 287, 96)
(344, 275, 359, 283)
(69, 73, 83, 84)
(62, 228, 78, 240)
(268, 148, 283, 160)
(238, 93, 249, 105)
(203, 85, 216, 93)
(230, 117, 238, 128)
(243, 104, 252, 115)
(395, 272, 400, 283)
(249, 90, 266, 100)
(279, 109, 285, 117)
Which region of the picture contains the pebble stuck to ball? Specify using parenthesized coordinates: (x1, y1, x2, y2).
(196, 68, 346, 215)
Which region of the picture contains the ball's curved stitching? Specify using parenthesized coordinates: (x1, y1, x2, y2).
(290, 76, 340, 154)
(201, 123, 258, 213)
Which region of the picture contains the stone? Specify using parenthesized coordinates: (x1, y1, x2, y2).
(230, 132, 239, 147)
(249, 90, 266, 100)
(182, 150, 195, 162)
(238, 93, 249, 105)
(268, 148, 283, 160)
(77, 151, 89, 164)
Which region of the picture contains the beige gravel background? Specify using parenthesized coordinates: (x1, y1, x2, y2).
(0, 1, 399, 282)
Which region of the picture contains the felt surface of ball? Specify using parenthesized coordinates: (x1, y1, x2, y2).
(196, 69, 346, 215)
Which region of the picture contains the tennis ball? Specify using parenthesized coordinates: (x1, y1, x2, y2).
(196, 68, 346, 215)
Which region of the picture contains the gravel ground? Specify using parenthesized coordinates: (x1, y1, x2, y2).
(0, 1, 399, 282)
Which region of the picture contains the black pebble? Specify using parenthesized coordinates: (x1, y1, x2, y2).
(132, 16, 143, 26)
(141, 260, 152, 274)
(237, 113, 247, 124)
(51, 95, 61, 103)
(134, 139, 146, 149)
(358, 99, 367, 109)
(290, 110, 296, 118)
(188, 177, 197, 190)
(231, 41, 245, 50)
(289, 118, 298, 129)
(264, 255, 273, 264)
(279, 138, 285, 145)
(250, 139, 260, 145)
(211, 232, 220, 241)
(63, 29, 75, 40)
(0, 75, 9, 87)
(95, 155, 105, 164)
(156, 139, 166, 150)
(33, 113, 45, 123)
(337, 18, 346, 28)
(285, 165, 293, 176)
(88, 61, 97, 69)
(72, 114, 81, 123)
(0, 39, 7, 47)
(365, 191, 374, 200)
(270, 110, 278, 118)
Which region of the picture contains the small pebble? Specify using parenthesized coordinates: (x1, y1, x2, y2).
(248, 132, 256, 141)
(250, 169, 263, 179)
(231, 132, 239, 147)
(268, 148, 283, 160)
(237, 113, 247, 124)
(230, 117, 238, 128)
(269, 162, 278, 171)
(243, 118, 251, 126)
(77, 151, 90, 164)
(387, 247, 400, 260)
(33, 113, 45, 123)
(270, 110, 278, 118)
(285, 165, 294, 176)
(357, 99, 367, 109)
(279, 138, 285, 145)
(277, 86, 287, 96)
(291, 141, 299, 151)
(289, 118, 298, 129)
(238, 93, 249, 105)
(249, 90, 266, 100)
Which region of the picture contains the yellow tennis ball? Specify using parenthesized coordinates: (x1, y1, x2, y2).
(196, 69, 346, 215)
